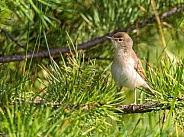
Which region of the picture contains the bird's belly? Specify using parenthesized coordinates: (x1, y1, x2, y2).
(111, 63, 145, 89)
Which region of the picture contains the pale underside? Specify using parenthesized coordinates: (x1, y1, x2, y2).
(111, 48, 150, 89)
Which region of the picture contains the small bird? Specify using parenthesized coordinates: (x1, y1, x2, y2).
(107, 32, 155, 104)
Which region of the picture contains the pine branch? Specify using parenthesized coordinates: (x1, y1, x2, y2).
(11, 94, 184, 114)
(0, 5, 183, 63)
(117, 103, 168, 114)
(10, 99, 170, 114)
(0, 26, 33, 53)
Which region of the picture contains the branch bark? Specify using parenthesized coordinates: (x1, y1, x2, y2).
(0, 6, 183, 63)
(0, 26, 33, 53)
(11, 99, 170, 114)
(117, 103, 168, 114)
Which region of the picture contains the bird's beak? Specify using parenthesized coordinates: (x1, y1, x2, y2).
(106, 36, 112, 39)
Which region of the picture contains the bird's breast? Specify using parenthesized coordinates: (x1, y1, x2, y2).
(111, 52, 146, 89)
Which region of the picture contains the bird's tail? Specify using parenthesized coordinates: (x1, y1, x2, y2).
(142, 83, 156, 97)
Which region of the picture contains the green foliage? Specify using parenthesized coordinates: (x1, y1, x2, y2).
(0, 0, 184, 136)
(1, 49, 184, 136)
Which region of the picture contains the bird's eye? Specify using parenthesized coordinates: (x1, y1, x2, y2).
(118, 38, 123, 42)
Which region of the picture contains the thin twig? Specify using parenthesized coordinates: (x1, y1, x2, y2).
(10, 95, 184, 114)
(0, 6, 183, 63)
(151, 0, 167, 49)
(117, 103, 168, 114)
(10, 99, 171, 114)
(0, 26, 33, 53)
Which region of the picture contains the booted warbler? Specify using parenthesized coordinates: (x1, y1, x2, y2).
(107, 32, 155, 104)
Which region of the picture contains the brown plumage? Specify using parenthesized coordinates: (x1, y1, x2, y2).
(107, 32, 156, 104)
(132, 51, 146, 81)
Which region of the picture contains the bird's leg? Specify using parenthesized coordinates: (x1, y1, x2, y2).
(134, 88, 137, 105)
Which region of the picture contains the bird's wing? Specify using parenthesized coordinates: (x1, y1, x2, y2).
(131, 51, 147, 81)
(131, 50, 156, 96)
